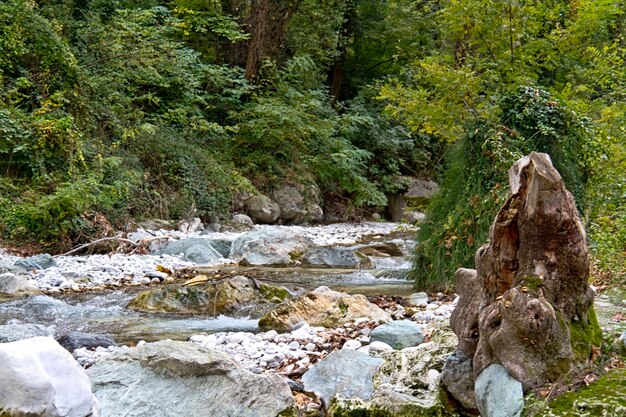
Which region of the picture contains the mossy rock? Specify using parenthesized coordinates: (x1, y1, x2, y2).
(127, 276, 292, 315)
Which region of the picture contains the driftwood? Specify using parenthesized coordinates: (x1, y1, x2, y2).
(59, 236, 172, 256)
(446, 152, 601, 397)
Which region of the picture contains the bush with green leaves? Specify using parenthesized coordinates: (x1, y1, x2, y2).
(412, 87, 594, 290)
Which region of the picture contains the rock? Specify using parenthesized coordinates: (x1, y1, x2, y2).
(258, 286, 391, 332)
(272, 185, 306, 223)
(441, 350, 476, 410)
(88, 340, 294, 417)
(402, 210, 426, 223)
(0, 337, 99, 417)
(474, 364, 523, 417)
(247, 195, 281, 224)
(302, 349, 384, 404)
(229, 227, 311, 266)
(342, 339, 362, 350)
(302, 247, 372, 268)
(368, 341, 393, 355)
(178, 217, 204, 233)
(619, 331, 626, 354)
(137, 219, 174, 230)
(406, 292, 429, 307)
(128, 276, 290, 315)
(0, 272, 40, 295)
(0, 324, 54, 343)
(369, 320, 425, 349)
(14, 254, 57, 270)
(158, 237, 223, 264)
(405, 178, 439, 201)
(230, 213, 254, 231)
(57, 332, 117, 353)
(202, 238, 232, 257)
(450, 153, 601, 391)
(330, 322, 458, 416)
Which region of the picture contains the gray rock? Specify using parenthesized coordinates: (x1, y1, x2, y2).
(370, 320, 425, 349)
(273, 185, 306, 223)
(406, 292, 429, 307)
(474, 364, 523, 417)
(247, 195, 281, 224)
(0, 324, 54, 343)
(405, 178, 440, 200)
(330, 322, 458, 416)
(0, 272, 40, 295)
(302, 349, 384, 404)
(305, 204, 324, 223)
(402, 210, 426, 223)
(0, 337, 100, 417)
(302, 247, 371, 268)
(137, 219, 174, 230)
(14, 253, 57, 270)
(229, 227, 311, 266)
(203, 238, 232, 258)
(158, 237, 223, 264)
(441, 350, 476, 410)
(88, 340, 294, 417)
(57, 332, 117, 353)
(230, 213, 254, 231)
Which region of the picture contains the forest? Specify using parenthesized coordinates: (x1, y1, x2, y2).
(0, 0, 624, 290)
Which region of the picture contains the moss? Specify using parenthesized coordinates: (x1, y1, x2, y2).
(534, 368, 626, 416)
(259, 283, 291, 303)
(277, 406, 298, 417)
(569, 305, 603, 362)
(329, 397, 460, 417)
(516, 275, 543, 291)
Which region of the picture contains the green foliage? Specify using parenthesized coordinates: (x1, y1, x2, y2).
(412, 87, 593, 290)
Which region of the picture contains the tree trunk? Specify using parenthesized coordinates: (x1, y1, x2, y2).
(446, 152, 601, 402)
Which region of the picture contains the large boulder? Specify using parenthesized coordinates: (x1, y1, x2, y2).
(0, 272, 40, 295)
(229, 227, 311, 266)
(88, 340, 294, 417)
(0, 324, 54, 343)
(247, 195, 281, 224)
(272, 184, 324, 224)
(127, 276, 290, 315)
(369, 320, 425, 350)
(258, 286, 391, 332)
(446, 153, 602, 399)
(0, 337, 100, 417)
(302, 349, 384, 405)
(329, 322, 458, 416)
(158, 237, 223, 264)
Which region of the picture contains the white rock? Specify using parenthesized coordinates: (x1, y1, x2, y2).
(227, 333, 247, 344)
(369, 341, 393, 355)
(288, 341, 300, 350)
(0, 337, 100, 416)
(305, 342, 317, 352)
(263, 330, 278, 342)
(342, 340, 362, 350)
(189, 334, 207, 344)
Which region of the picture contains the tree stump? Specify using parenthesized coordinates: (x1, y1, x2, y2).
(448, 152, 601, 394)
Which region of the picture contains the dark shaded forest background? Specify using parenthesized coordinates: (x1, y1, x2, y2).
(0, 0, 624, 289)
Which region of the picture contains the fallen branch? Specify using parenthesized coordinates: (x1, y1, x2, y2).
(59, 236, 172, 256)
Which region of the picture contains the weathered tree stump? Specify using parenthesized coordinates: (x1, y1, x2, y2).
(446, 152, 602, 400)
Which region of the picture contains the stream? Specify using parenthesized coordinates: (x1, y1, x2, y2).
(0, 222, 417, 344)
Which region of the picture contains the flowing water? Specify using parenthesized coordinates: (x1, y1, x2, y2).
(0, 223, 416, 343)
